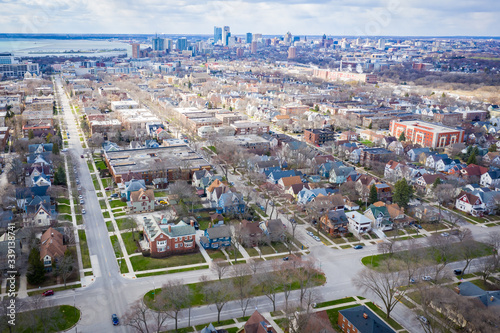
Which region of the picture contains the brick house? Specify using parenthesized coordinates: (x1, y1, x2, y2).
(358, 148, 392, 167)
(129, 188, 155, 213)
(142, 217, 196, 258)
(304, 128, 336, 146)
(320, 210, 349, 236)
(338, 305, 395, 333)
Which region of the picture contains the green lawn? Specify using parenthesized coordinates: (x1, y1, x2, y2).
(135, 265, 210, 277)
(57, 204, 71, 214)
(245, 247, 260, 257)
(145, 269, 326, 309)
(130, 252, 206, 272)
(154, 191, 167, 197)
(99, 199, 107, 210)
(110, 199, 127, 208)
(106, 221, 115, 231)
(326, 304, 360, 328)
(362, 241, 493, 270)
(110, 235, 123, 258)
(316, 297, 356, 308)
(16, 305, 80, 332)
(75, 215, 82, 225)
(115, 212, 127, 217)
(95, 160, 106, 170)
(115, 217, 137, 231)
(206, 249, 227, 260)
(56, 198, 70, 205)
(78, 230, 91, 269)
(121, 232, 140, 255)
(103, 211, 110, 219)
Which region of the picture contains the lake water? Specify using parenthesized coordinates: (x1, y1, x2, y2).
(0, 38, 130, 57)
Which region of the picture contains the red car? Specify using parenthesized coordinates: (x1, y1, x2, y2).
(80, 155, 84, 158)
(42, 290, 54, 296)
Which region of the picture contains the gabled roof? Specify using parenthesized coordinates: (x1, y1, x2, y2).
(125, 179, 146, 192)
(458, 190, 482, 205)
(289, 183, 310, 195)
(206, 224, 231, 239)
(40, 227, 66, 261)
(162, 221, 196, 237)
(244, 310, 277, 333)
(279, 176, 302, 188)
(130, 188, 154, 202)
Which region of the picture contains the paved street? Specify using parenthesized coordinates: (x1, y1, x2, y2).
(17, 77, 498, 333)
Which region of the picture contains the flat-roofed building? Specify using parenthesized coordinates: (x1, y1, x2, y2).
(110, 100, 140, 111)
(217, 135, 271, 152)
(280, 103, 309, 116)
(90, 119, 122, 135)
(104, 146, 211, 184)
(390, 120, 465, 149)
(231, 121, 269, 135)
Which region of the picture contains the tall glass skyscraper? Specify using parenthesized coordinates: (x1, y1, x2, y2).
(214, 26, 222, 44)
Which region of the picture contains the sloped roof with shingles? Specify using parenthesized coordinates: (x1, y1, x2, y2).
(40, 227, 66, 261)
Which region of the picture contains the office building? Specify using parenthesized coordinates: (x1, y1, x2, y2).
(214, 26, 222, 44)
(0, 62, 39, 78)
(152, 37, 165, 51)
(177, 38, 188, 51)
(236, 48, 243, 57)
(378, 38, 386, 50)
(246, 33, 252, 44)
(288, 46, 296, 59)
(0, 53, 14, 64)
(251, 41, 257, 53)
(284, 31, 292, 46)
(222, 26, 230, 46)
(131, 43, 140, 59)
(389, 120, 465, 149)
(252, 33, 262, 41)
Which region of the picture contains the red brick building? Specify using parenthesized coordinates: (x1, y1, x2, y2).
(142, 216, 196, 258)
(389, 120, 464, 149)
(304, 128, 336, 145)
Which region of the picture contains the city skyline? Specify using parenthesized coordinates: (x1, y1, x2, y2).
(0, 0, 499, 36)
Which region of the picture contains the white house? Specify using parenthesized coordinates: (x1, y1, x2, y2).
(455, 191, 485, 217)
(480, 170, 500, 188)
(347, 211, 372, 234)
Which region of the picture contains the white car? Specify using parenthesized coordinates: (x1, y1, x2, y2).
(307, 231, 314, 236)
(313, 236, 321, 242)
(422, 276, 432, 281)
(82, 209, 86, 214)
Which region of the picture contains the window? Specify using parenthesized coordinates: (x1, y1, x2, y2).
(175, 244, 178, 248)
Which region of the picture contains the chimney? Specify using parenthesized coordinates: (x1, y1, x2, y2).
(168, 224, 172, 232)
(51, 233, 54, 237)
(190, 221, 194, 227)
(266, 325, 273, 333)
(490, 296, 494, 302)
(363, 313, 368, 319)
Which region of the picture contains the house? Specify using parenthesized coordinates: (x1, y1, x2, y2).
(425, 153, 449, 170)
(483, 152, 500, 166)
(207, 179, 231, 206)
(374, 183, 392, 202)
(461, 164, 489, 180)
(278, 176, 302, 190)
(344, 197, 360, 211)
(347, 211, 372, 234)
(243, 310, 277, 333)
(192, 169, 213, 188)
(267, 170, 300, 184)
(239, 220, 263, 247)
(338, 305, 396, 333)
(364, 204, 392, 231)
(259, 219, 285, 241)
(320, 210, 349, 236)
(385, 203, 415, 226)
(455, 191, 485, 217)
(454, 281, 500, 309)
(297, 188, 335, 205)
(217, 192, 245, 214)
(287, 183, 310, 199)
(411, 204, 440, 223)
(480, 170, 500, 188)
(142, 217, 196, 258)
(124, 179, 146, 200)
(102, 141, 121, 152)
(435, 158, 463, 173)
(40, 227, 67, 272)
(467, 188, 500, 215)
(312, 193, 345, 211)
(416, 174, 446, 193)
(200, 323, 228, 333)
(407, 147, 431, 162)
(129, 188, 155, 213)
(200, 222, 231, 249)
(329, 164, 356, 184)
(339, 130, 358, 141)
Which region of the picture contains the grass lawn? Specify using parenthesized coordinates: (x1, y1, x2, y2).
(145, 269, 326, 309)
(99, 200, 107, 210)
(28, 283, 81, 296)
(195, 318, 235, 329)
(110, 199, 127, 208)
(78, 230, 91, 269)
(316, 296, 356, 308)
(115, 212, 127, 217)
(75, 214, 82, 225)
(57, 204, 71, 214)
(86, 160, 94, 172)
(365, 302, 403, 330)
(58, 214, 72, 222)
(121, 232, 140, 254)
(57, 198, 70, 205)
(16, 305, 80, 332)
(154, 191, 167, 197)
(250, 204, 268, 217)
(362, 240, 493, 270)
(106, 221, 115, 232)
(102, 211, 110, 219)
(331, 237, 346, 244)
(131, 252, 206, 271)
(119, 259, 129, 274)
(206, 249, 227, 260)
(245, 247, 260, 257)
(110, 235, 123, 258)
(469, 278, 500, 291)
(95, 160, 106, 170)
(116, 217, 137, 231)
(135, 265, 210, 278)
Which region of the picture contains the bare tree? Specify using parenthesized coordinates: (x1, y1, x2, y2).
(56, 252, 74, 287)
(210, 258, 230, 281)
(486, 231, 500, 257)
(426, 234, 454, 281)
(353, 264, 407, 319)
(123, 299, 168, 333)
(247, 258, 262, 274)
(161, 280, 192, 332)
(202, 280, 233, 324)
(434, 184, 456, 222)
(122, 218, 138, 241)
(476, 255, 500, 283)
(457, 237, 479, 277)
(230, 264, 253, 317)
(258, 271, 280, 312)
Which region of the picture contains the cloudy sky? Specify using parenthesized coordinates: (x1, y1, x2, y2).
(1, 0, 498, 36)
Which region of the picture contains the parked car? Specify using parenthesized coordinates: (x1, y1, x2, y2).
(105, 187, 110, 190)
(415, 224, 422, 229)
(111, 193, 119, 198)
(283, 257, 289, 261)
(80, 155, 84, 158)
(82, 209, 86, 214)
(159, 200, 168, 205)
(313, 236, 321, 242)
(80, 199, 84, 204)
(409, 278, 416, 284)
(111, 314, 119, 326)
(42, 290, 54, 296)
(353, 245, 363, 249)
(307, 231, 314, 237)
(417, 316, 428, 325)
(441, 232, 450, 237)
(453, 269, 462, 276)
(422, 276, 432, 281)
(79, 195, 83, 199)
